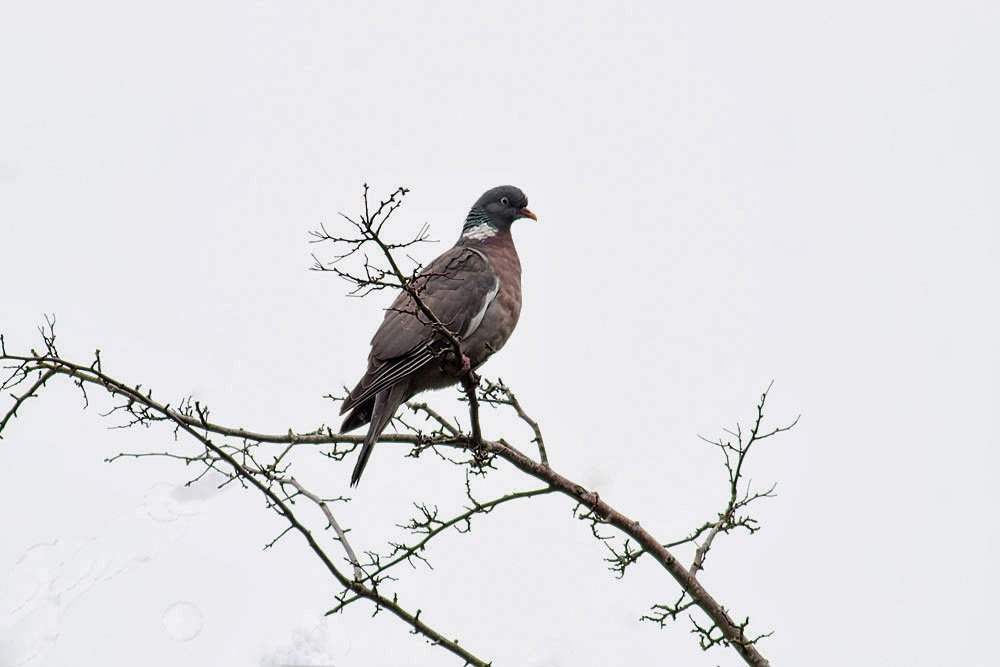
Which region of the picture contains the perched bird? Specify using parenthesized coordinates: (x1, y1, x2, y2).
(341, 185, 536, 486)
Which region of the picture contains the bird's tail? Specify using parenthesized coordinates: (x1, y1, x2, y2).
(350, 383, 407, 487)
(349, 437, 376, 487)
(340, 397, 374, 433)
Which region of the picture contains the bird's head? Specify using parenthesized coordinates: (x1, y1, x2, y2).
(462, 185, 536, 239)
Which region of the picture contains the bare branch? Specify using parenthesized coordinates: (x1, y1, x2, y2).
(407, 401, 460, 436)
(0, 368, 56, 435)
(280, 475, 364, 582)
(473, 435, 776, 667)
(0, 344, 493, 667)
(372, 483, 553, 579)
(480, 378, 549, 466)
(690, 383, 798, 577)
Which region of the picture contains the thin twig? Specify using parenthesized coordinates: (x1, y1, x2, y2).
(372, 486, 553, 579)
(0, 368, 56, 434)
(283, 475, 364, 581)
(690, 384, 798, 576)
(481, 379, 548, 466)
(407, 401, 460, 436)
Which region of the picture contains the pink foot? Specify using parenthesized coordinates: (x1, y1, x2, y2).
(459, 354, 472, 376)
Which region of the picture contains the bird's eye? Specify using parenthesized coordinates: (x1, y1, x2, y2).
(500, 197, 509, 206)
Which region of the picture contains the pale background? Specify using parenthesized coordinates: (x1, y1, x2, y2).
(1, 2, 997, 666)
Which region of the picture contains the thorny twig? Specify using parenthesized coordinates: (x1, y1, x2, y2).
(690, 384, 799, 576)
(480, 378, 549, 467)
(280, 475, 365, 582)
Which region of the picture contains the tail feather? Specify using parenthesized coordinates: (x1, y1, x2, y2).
(350, 383, 407, 487)
(340, 397, 375, 433)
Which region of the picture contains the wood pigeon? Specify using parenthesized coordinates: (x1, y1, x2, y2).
(340, 185, 536, 486)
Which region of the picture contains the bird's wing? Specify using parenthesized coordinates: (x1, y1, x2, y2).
(340, 246, 499, 414)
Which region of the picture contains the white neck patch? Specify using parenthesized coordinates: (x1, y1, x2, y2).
(461, 222, 497, 241)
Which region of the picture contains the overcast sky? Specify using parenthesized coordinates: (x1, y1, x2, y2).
(2, 2, 997, 666)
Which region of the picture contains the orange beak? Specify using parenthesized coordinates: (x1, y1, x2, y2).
(518, 207, 537, 221)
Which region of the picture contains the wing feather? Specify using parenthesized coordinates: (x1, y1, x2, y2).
(340, 246, 499, 415)
(343, 347, 436, 411)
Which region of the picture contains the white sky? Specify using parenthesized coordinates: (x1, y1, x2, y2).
(2, 2, 997, 666)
